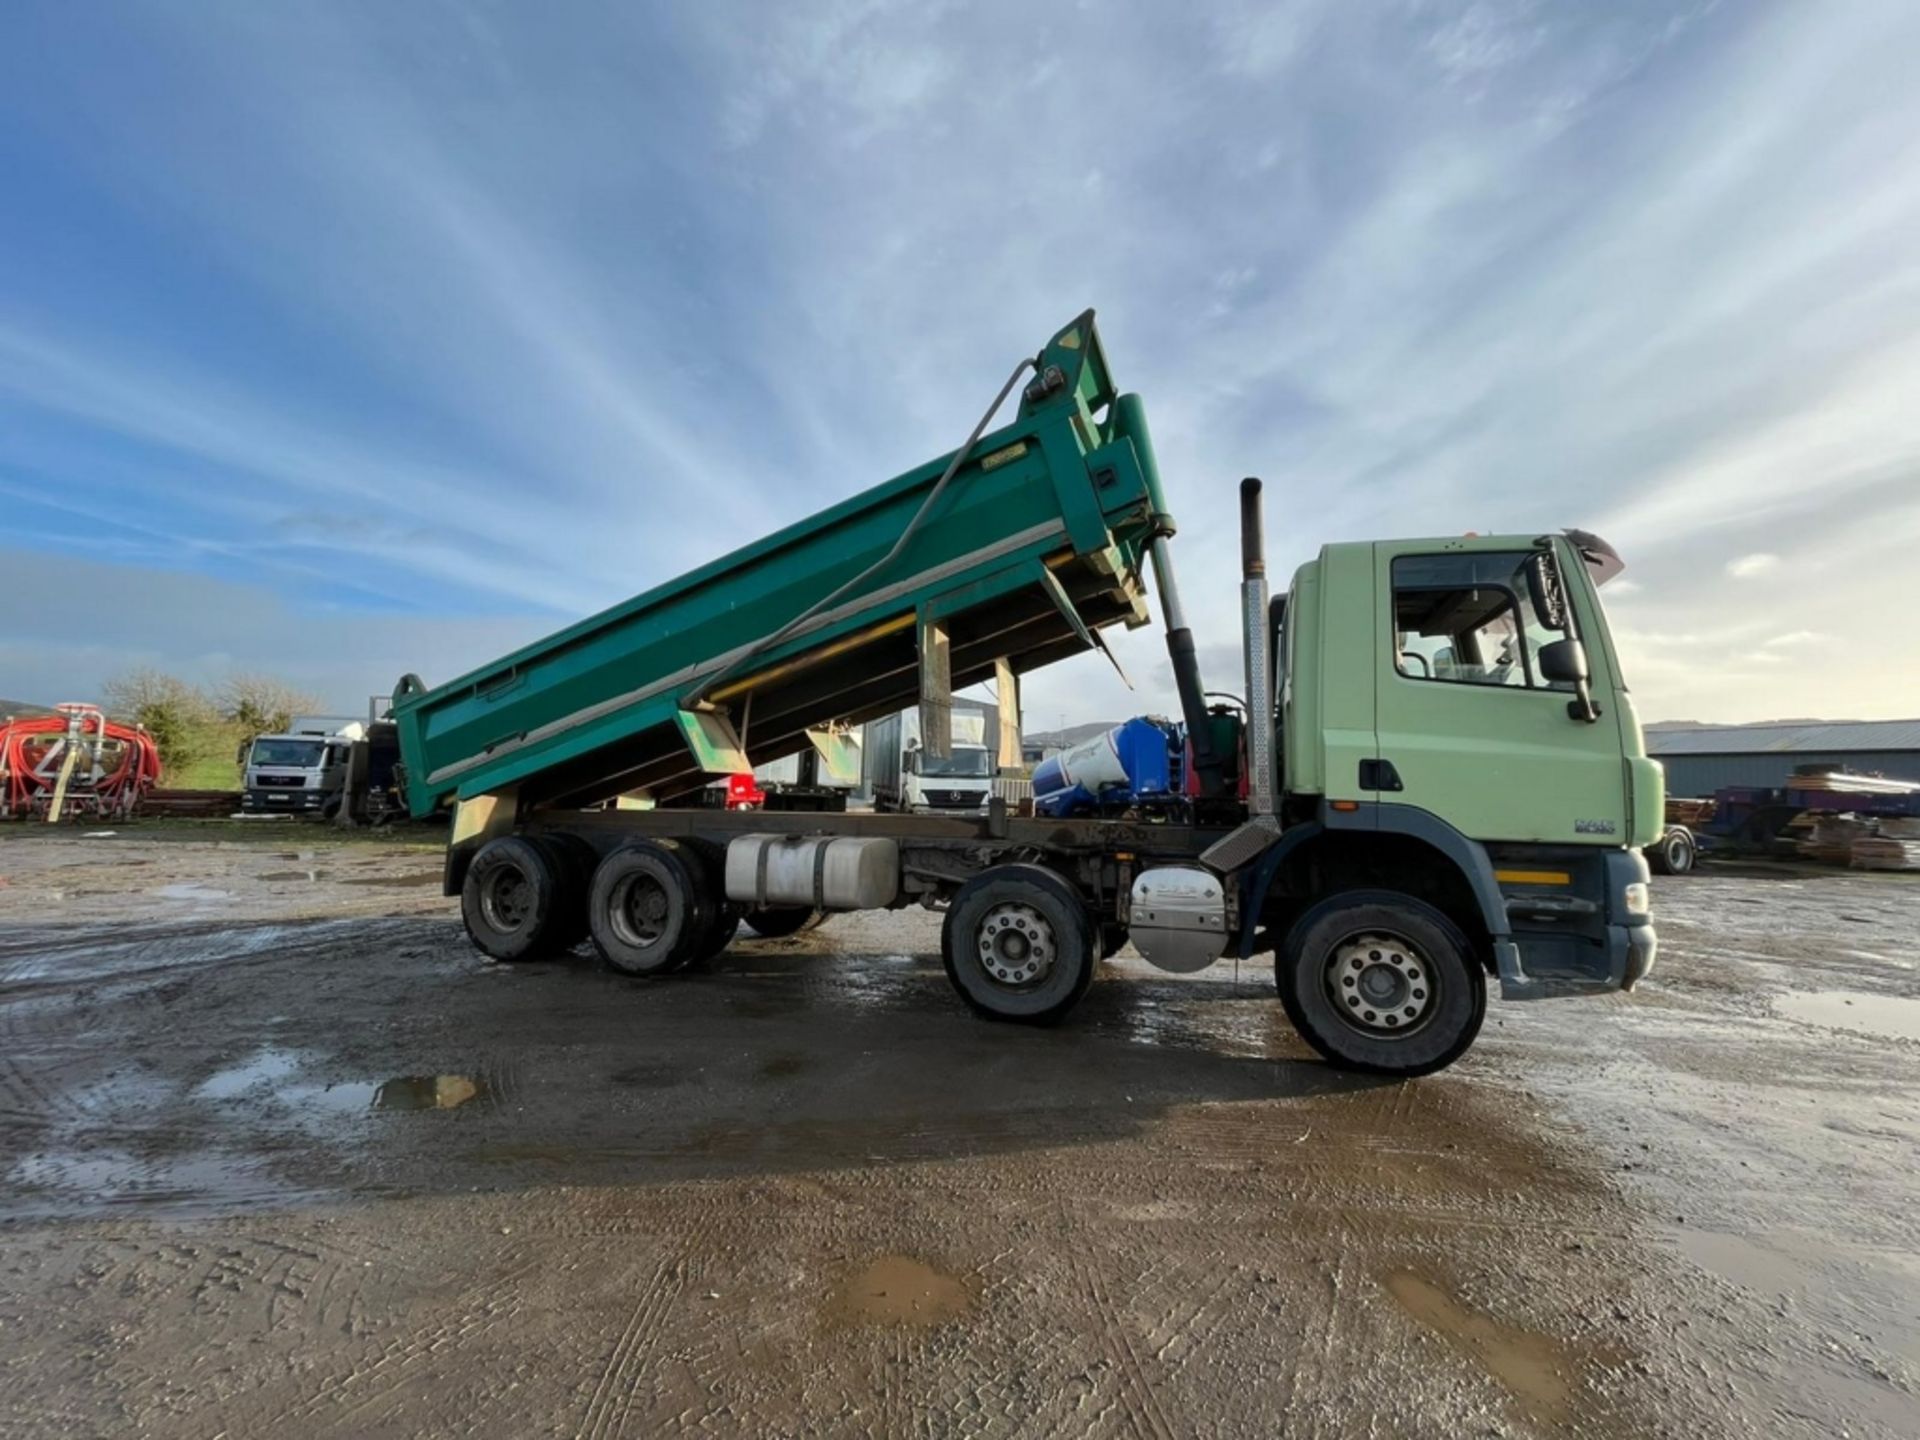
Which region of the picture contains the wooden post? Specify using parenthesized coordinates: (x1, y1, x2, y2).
(918, 612, 952, 758)
(993, 658, 1023, 771)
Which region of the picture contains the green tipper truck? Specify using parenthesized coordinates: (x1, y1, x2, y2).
(392, 311, 1661, 1077)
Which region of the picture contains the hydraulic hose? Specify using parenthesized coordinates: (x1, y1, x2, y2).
(683, 353, 1039, 711)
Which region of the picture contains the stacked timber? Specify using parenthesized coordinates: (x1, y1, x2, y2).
(1665, 797, 1716, 827)
(1799, 815, 1873, 864)
(1853, 817, 1920, 873)
(1788, 771, 1920, 797)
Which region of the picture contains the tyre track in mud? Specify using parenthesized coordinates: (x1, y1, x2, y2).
(0, 840, 1916, 1436)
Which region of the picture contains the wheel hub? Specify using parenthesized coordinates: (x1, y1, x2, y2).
(611, 874, 670, 948)
(978, 903, 1055, 986)
(1326, 933, 1434, 1034)
(481, 865, 532, 932)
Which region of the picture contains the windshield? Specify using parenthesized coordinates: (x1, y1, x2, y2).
(919, 748, 991, 778)
(251, 738, 326, 768)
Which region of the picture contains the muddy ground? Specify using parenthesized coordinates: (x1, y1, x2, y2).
(0, 828, 1915, 1438)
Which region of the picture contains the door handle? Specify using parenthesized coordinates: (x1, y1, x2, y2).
(1358, 759, 1403, 792)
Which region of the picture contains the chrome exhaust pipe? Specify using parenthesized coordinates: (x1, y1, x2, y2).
(1240, 478, 1276, 817)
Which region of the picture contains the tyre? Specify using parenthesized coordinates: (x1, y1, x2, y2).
(683, 839, 741, 963)
(588, 841, 716, 976)
(941, 864, 1097, 1025)
(537, 832, 598, 950)
(1647, 827, 1696, 877)
(1275, 890, 1485, 1077)
(742, 905, 821, 939)
(461, 835, 580, 962)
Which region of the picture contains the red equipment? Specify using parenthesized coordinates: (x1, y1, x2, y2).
(0, 704, 163, 821)
(723, 772, 765, 810)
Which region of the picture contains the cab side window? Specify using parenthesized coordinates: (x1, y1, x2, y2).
(1393, 552, 1560, 690)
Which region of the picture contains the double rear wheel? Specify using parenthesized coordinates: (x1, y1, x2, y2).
(460, 835, 589, 962)
(461, 835, 739, 975)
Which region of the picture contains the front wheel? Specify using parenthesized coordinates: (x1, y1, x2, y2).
(1275, 891, 1485, 1077)
(941, 864, 1096, 1025)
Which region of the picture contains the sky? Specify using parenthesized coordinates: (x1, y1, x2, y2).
(3, 0, 1919, 729)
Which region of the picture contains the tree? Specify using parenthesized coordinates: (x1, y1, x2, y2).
(218, 673, 321, 738)
(101, 668, 218, 772)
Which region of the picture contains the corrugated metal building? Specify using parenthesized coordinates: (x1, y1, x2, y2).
(1646, 720, 1920, 797)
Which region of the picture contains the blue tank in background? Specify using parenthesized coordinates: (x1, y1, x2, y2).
(1032, 716, 1180, 818)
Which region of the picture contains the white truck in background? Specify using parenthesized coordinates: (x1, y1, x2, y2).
(866, 707, 994, 813)
(240, 718, 360, 817)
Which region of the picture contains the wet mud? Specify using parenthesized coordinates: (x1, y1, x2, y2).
(0, 831, 1915, 1436)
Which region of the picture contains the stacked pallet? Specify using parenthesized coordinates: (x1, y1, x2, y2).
(1789, 771, 1920, 797)
(1853, 817, 1920, 872)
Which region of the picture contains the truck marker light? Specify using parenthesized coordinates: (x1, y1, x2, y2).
(1493, 869, 1571, 886)
(1330, 800, 1360, 812)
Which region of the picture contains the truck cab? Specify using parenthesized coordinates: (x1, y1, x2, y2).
(868, 709, 995, 814)
(1240, 527, 1660, 1049)
(240, 727, 354, 816)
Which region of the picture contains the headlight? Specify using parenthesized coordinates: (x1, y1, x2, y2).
(1622, 882, 1650, 917)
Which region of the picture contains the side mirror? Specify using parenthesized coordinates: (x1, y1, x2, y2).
(1537, 639, 1602, 723)
(1537, 638, 1588, 685)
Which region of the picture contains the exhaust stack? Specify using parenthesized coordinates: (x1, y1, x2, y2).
(1149, 530, 1225, 799)
(1240, 478, 1277, 818)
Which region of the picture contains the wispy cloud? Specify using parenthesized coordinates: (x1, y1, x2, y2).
(1, 1, 1917, 724)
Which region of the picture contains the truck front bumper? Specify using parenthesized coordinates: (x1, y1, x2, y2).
(1618, 918, 1657, 990)
(242, 788, 325, 813)
(1495, 920, 1655, 999)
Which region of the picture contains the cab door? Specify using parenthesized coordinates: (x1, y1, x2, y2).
(1371, 539, 1627, 844)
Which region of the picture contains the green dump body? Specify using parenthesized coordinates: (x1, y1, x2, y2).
(392, 312, 1171, 817)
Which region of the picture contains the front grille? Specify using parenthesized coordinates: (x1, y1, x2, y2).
(923, 789, 982, 809)
(255, 774, 307, 788)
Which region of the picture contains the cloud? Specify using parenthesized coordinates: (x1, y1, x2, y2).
(1726, 553, 1780, 579)
(2, 0, 1919, 731)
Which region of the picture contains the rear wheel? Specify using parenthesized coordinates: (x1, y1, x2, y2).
(461, 835, 578, 962)
(1647, 827, 1696, 876)
(941, 865, 1096, 1025)
(683, 839, 742, 963)
(588, 841, 715, 977)
(1275, 890, 1484, 1077)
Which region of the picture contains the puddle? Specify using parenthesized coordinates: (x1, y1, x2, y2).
(1774, 990, 1920, 1042)
(275, 851, 317, 861)
(1383, 1270, 1580, 1423)
(758, 1053, 810, 1079)
(341, 872, 442, 888)
(197, 1049, 485, 1112)
(255, 870, 323, 883)
(374, 1074, 483, 1110)
(198, 1048, 303, 1100)
(153, 883, 234, 903)
(1676, 1228, 1812, 1297)
(828, 1256, 972, 1327)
